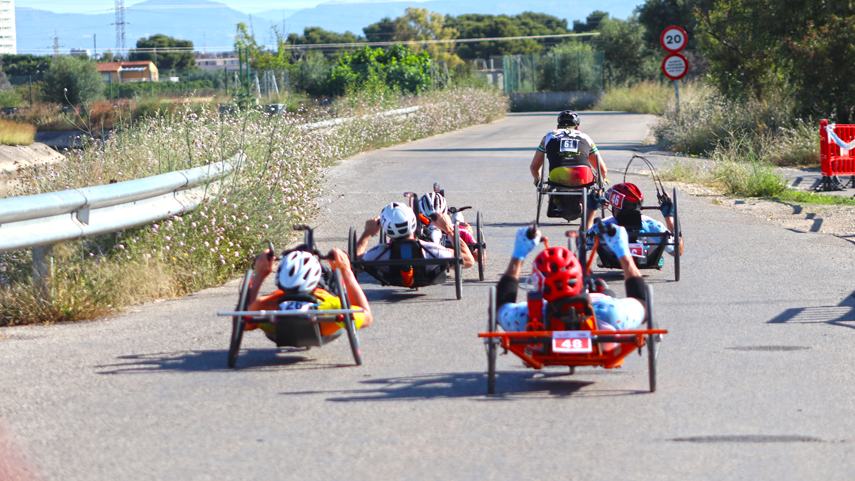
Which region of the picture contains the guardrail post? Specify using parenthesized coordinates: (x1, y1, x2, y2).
(32, 245, 53, 302)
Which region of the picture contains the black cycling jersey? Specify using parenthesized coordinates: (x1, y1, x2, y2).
(537, 128, 599, 172)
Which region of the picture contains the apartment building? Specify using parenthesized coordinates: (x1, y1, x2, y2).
(0, 0, 15, 54)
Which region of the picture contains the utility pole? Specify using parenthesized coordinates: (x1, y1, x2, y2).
(114, 0, 126, 58)
(51, 31, 62, 58)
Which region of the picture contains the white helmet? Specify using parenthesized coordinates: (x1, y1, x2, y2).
(380, 202, 417, 239)
(419, 192, 447, 218)
(276, 250, 322, 293)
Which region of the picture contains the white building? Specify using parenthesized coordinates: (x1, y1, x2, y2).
(0, 0, 14, 54)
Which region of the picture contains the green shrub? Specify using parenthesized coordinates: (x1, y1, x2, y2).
(41, 55, 104, 105)
(0, 89, 23, 108)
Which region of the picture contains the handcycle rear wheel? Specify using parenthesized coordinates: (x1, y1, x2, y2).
(333, 268, 362, 366)
(646, 284, 658, 392)
(673, 187, 681, 282)
(487, 286, 497, 395)
(228, 270, 252, 368)
(476, 211, 485, 281)
(453, 223, 462, 300)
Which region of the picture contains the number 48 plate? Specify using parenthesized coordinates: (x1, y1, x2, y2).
(552, 331, 593, 353)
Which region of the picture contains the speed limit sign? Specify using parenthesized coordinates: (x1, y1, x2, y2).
(660, 26, 688, 53)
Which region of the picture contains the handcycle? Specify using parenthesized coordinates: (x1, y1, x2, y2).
(477, 223, 667, 395)
(534, 161, 605, 227)
(414, 183, 487, 281)
(348, 193, 466, 299)
(592, 155, 682, 281)
(218, 225, 363, 368)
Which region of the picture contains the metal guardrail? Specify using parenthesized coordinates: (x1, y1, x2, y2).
(0, 158, 235, 253)
(0, 107, 418, 254)
(300, 106, 420, 130)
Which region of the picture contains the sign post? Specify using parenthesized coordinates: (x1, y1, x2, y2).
(660, 26, 689, 117)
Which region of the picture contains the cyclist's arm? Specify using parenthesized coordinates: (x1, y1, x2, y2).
(356, 216, 382, 258)
(249, 249, 274, 303)
(589, 151, 607, 179)
(328, 248, 373, 327)
(530, 150, 545, 185)
(434, 213, 475, 268)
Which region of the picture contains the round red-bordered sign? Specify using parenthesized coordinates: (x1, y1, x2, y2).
(660, 26, 688, 53)
(661, 53, 689, 80)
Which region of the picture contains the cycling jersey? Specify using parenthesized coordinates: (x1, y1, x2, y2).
(537, 128, 599, 172)
(362, 239, 452, 276)
(424, 224, 476, 246)
(247, 287, 365, 339)
(587, 215, 675, 256)
(497, 293, 645, 333)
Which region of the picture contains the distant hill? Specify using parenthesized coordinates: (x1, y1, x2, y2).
(15, 0, 641, 54)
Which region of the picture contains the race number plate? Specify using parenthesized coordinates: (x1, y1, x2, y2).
(552, 331, 593, 353)
(629, 243, 646, 258)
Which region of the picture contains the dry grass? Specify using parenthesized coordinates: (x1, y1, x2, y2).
(0, 118, 36, 145)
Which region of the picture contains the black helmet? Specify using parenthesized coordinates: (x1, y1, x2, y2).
(557, 110, 580, 128)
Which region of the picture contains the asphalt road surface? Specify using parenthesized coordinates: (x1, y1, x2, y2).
(3, 112, 855, 480)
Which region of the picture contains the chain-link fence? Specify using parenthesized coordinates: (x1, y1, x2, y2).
(503, 52, 605, 93)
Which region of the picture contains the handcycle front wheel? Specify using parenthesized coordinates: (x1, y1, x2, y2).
(646, 284, 658, 392)
(476, 211, 485, 281)
(348, 226, 357, 263)
(333, 268, 362, 366)
(228, 270, 252, 368)
(673, 187, 681, 282)
(454, 223, 462, 300)
(487, 286, 498, 395)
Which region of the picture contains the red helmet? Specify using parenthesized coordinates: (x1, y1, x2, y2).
(533, 247, 583, 302)
(607, 183, 643, 211)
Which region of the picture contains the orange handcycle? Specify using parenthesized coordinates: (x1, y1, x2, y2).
(477, 224, 667, 395)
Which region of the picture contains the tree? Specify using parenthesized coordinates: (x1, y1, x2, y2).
(363, 17, 396, 42)
(0, 61, 11, 91)
(788, 16, 855, 121)
(447, 14, 539, 59)
(326, 44, 430, 95)
(41, 55, 104, 105)
(129, 34, 196, 70)
(573, 11, 609, 33)
(392, 8, 462, 68)
(596, 15, 650, 84)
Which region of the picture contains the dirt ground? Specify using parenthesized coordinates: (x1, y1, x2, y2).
(666, 180, 855, 240)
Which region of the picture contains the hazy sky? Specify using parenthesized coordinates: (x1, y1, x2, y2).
(15, 1, 385, 14)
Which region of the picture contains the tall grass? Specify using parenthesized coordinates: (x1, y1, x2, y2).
(653, 85, 820, 166)
(0, 86, 508, 326)
(593, 80, 673, 114)
(0, 118, 36, 145)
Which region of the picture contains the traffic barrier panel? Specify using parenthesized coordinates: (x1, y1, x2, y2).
(818, 119, 855, 191)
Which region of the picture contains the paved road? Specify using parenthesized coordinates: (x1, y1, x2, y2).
(3, 112, 855, 480)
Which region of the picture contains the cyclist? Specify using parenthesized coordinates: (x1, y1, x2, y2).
(530, 110, 608, 229)
(246, 247, 373, 341)
(356, 201, 475, 275)
(419, 191, 477, 245)
(587, 182, 684, 259)
(495, 225, 647, 335)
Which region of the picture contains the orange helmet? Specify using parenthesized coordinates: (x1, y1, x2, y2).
(533, 246, 583, 302)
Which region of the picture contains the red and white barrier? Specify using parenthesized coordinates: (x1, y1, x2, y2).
(819, 119, 855, 191)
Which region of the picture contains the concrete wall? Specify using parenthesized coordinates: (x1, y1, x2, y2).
(509, 91, 604, 112)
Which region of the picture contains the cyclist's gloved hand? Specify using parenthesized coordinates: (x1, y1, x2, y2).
(660, 194, 675, 217)
(513, 227, 541, 260)
(602, 224, 631, 259)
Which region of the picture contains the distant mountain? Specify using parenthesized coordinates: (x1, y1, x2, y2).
(269, 0, 640, 37)
(15, 0, 642, 54)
